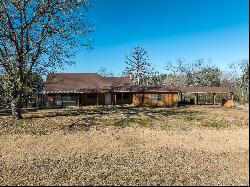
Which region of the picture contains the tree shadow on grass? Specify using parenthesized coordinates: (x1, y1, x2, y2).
(0, 106, 205, 135)
(0, 108, 39, 116)
(24, 108, 111, 119)
(24, 105, 202, 121)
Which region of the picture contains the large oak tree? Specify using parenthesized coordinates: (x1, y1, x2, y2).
(0, 0, 93, 119)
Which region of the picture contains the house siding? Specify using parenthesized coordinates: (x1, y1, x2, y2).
(132, 92, 178, 107)
(42, 92, 178, 108)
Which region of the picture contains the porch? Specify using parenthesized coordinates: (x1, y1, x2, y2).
(39, 92, 133, 108)
(178, 87, 233, 107)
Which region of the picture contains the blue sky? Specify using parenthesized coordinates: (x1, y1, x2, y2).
(63, 0, 249, 75)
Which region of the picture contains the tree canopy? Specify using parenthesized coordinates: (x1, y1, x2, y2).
(123, 47, 156, 85)
(0, 0, 94, 118)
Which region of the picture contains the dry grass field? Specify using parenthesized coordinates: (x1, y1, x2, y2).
(0, 105, 249, 186)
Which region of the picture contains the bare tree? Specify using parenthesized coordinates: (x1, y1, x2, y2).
(221, 59, 249, 103)
(164, 58, 222, 103)
(164, 58, 187, 87)
(123, 47, 152, 85)
(0, 0, 94, 119)
(143, 68, 165, 85)
(97, 66, 114, 77)
(185, 58, 221, 87)
(164, 58, 221, 87)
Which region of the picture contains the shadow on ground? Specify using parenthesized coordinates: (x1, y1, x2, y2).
(23, 106, 200, 119)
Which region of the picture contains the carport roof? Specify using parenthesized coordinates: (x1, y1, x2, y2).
(178, 86, 232, 93)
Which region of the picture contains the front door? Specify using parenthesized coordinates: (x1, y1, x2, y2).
(105, 93, 112, 105)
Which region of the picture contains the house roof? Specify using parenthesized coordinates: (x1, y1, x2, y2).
(42, 73, 180, 93)
(177, 86, 232, 93)
(43, 73, 133, 93)
(43, 73, 232, 94)
(116, 84, 180, 93)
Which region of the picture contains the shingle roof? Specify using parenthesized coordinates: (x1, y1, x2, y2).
(116, 84, 180, 93)
(177, 86, 232, 93)
(43, 73, 232, 94)
(43, 73, 133, 93)
(42, 73, 180, 93)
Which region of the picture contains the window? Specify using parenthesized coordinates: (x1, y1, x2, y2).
(150, 94, 161, 101)
(117, 93, 122, 100)
(116, 93, 130, 100)
(55, 94, 62, 106)
(123, 93, 130, 100)
(62, 95, 71, 101)
(87, 93, 97, 99)
(62, 94, 78, 106)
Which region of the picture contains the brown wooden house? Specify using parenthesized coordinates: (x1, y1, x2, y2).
(41, 73, 234, 108)
(41, 73, 180, 108)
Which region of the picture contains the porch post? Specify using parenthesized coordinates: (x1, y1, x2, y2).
(194, 93, 197, 105)
(61, 94, 64, 108)
(121, 93, 124, 107)
(85, 94, 87, 106)
(78, 93, 80, 107)
(231, 93, 234, 101)
(53, 93, 56, 107)
(96, 93, 99, 105)
(213, 93, 216, 106)
(114, 93, 117, 105)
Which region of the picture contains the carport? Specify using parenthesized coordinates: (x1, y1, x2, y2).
(178, 87, 233, 106)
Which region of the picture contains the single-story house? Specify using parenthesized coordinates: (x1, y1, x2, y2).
(41, 73, 180, 108)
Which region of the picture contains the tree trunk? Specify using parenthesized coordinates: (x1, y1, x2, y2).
(137, 76, 140, 85)
(11, 93, 23, 119)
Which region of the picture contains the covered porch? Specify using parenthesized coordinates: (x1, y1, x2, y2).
(39, 91, 133, 108)
(178, 87, 233, 106)
(79, 92, 133, 106)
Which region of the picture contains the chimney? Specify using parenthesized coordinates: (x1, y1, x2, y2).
(129, 73, 133, 80)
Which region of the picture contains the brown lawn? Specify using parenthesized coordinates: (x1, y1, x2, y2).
(0, 105, 249, 186)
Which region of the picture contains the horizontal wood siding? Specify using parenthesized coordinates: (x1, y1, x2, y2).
(132, 92, 178, 107)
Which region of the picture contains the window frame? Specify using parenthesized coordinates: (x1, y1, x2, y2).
(150, 94, 161, 101)
(116, 93, 130, 101)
